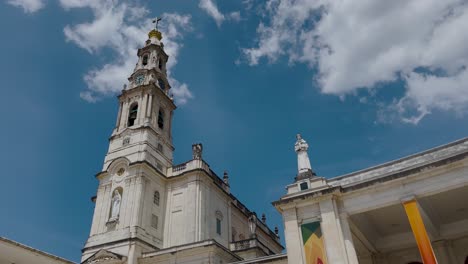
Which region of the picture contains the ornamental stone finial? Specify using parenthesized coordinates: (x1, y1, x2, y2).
(294, 133, 316, 181)
(248, 213, 257, 238)
(192, 143, 203, 160)
(223, 170, 229, 185)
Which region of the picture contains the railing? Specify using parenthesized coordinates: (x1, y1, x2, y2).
(229, 238, 270, 254)
(172, 163, 187, 172)
(169, 159, 215, 179)
(230, 238, 255, 251)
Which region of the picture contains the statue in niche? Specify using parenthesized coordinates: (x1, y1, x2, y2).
(192, 143, 203, 160)
(248, 213, 257, 238)
(110, 190, 121, 221)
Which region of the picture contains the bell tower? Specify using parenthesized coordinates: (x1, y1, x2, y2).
(82, 24, 176, 264)
(105, 27, 176, 172)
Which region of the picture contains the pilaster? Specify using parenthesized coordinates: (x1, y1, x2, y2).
(340, 213, 359, 264)
(319, 198, 348, 264)
(146, 94, 153, 121)
(119, 101, 129, 130)
(283, 207, 304, 264)
(98, 184, 112, 234)
(90, 185, 106, 236)
(131, 175, 147, 227)
(116, 102, 123, 129)
(139, 93, 148, 125)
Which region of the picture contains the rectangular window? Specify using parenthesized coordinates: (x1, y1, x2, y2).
(300, 182, 309, 191)
(216, 219, 221, 235)
(151, 214, 158, 229)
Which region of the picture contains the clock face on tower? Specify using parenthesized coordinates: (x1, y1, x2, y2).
(135, 75, 145, 85)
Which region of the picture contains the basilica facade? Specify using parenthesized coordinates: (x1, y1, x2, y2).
(82, 27, 468, 264)
(80, 28, 283, 264)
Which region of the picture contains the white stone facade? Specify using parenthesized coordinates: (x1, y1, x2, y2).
(275, 136, 468, 264)
(81, 30, 283, 264)
(5, 28, 467, 264)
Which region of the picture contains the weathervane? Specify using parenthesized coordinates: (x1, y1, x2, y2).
(152, 17, 162, 30)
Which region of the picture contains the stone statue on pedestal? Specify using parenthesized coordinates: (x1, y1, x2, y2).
(295, 134, 316, 180)
(192, 143, 203, 160)
(248, 213, 257, 238)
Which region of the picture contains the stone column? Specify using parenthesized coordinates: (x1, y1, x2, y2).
(128, 243, 137, 264)
(283, 207, 304, 264)
(340, 213, 359, 264)
(433, 240, 457, 263)
(319, 198, 348, 264)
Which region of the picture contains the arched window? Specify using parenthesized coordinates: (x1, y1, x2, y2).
(158, 58, 163, 70)
(142, 55, 148, 66)
(158, 109, 164, 129)
(128, 104, 138, 127)
(158, 78, 165, 91)
(153, 191, 160, 206)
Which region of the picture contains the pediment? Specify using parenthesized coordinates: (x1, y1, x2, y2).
(82, 249, 126, 264)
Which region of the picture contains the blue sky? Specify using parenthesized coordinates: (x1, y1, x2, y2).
(1, 0, 468, 262)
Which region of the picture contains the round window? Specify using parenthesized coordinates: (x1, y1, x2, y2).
(117, 168, 125, 176)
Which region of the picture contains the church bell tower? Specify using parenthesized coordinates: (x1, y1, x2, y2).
(106, 27, 176, 171)
(81, 24, 176, 264)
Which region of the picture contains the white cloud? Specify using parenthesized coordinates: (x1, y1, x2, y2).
(61, 0, 193, 104)
(199, 0, 225, 27)
(7, 0, 45, 13)
(229, 11, 241, 22)
(244, 0, 468, 124)
(198, 0, 241, 27)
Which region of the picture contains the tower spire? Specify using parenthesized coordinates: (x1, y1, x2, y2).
(149, 17, 163, 41)
(294, 134, 316, 181)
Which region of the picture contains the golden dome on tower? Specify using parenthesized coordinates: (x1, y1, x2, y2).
(148, 29, 162, 40)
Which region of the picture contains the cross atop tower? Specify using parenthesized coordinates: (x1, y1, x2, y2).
(152, 17, 162, 30)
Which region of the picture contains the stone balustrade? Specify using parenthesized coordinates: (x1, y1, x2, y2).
(229, 238, 269, 254)
(168, 159, 211, 177)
